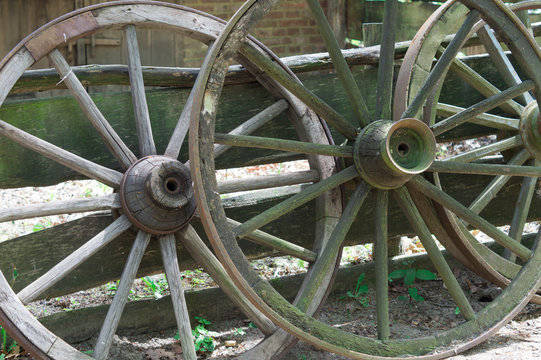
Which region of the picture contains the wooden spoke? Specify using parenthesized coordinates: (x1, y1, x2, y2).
(504, 159, 539, 262)
(0, 120, 122, 188)
(17, 215, 132, 304)
(240, 43, 358, 140)
(48, 49, 137, 169)
(214, 133, 353, 158)
(296, 181, 370, 310)
(306, 0, 371, 127)
(445, 49, 524, 116)
(468, 150, 530, 214)
(164, 85, 195, 159)
(477, 25, 535, 105)
(226, 218, 317, 262)
(402, 10, 480, 119)
(214, 99, 289, 158)
(374, 190, 390, 340)
(436, 103, 519, 131)
(394, 187, 476, 320)
(409, 176, 532, 260)
(375, 0, 398, 121)
(159, 234, 197, 360)
(432, 80, 534, 136)
(177, 226, 276, 334)
(164, 41, 215, 159)
(218, 170, 319, 194)
(461, 221, 521, 279)
(93, 230, 151, 360)
(429, 160, 541, 177)
(444, 135, 522, 163)
(125, 25, 156, 157)
(233, 166, 359, 239)
(0, 194, 120, 223)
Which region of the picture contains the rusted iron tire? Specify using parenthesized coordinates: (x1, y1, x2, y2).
(0, 1, 340, 359)
(190, 0, 541, 358)
(395, 0, 541, 305)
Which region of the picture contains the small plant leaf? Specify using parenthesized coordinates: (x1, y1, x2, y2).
(404, 268, 416, 286)
(408, 287, 425, 302)
(416, 269, 437, 281)
(454, 306, 461, 315)
(388, 269, 406, 280)
(356, 284, 369, 295)
(397, 295, 407, 301)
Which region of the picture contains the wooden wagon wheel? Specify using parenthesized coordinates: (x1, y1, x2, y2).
(190, 0, 541, 358)
(395, 0, 541, 304)
(0, 1, 336, 358)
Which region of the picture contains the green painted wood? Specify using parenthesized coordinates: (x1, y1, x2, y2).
(0, 54, 512, 188)
(1, 171, 540, 300)
(38, 243, 473, 344)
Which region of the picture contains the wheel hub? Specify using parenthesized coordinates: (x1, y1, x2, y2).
(120, 156, 196, 234)
(520, 101, 541, 159)
(354, 119, 436, 189)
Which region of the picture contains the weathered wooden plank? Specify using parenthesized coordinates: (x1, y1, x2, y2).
(42, 237, 519, 344)
(348, 1, 439, 42)
(0, 53, 515, 189)
(1, 172, 538, 300)
(327, 0, 346, 47)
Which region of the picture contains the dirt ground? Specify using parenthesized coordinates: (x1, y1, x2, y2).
(64, 268, 541, 360)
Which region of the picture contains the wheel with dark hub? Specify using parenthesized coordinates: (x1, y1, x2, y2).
(0, 1, 329, 358)
(395, 0, 541, 304)
(190, 0, 541, 358)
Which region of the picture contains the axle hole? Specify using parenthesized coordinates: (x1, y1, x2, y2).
(164, 177, 181, 194)
(397, 143, 410, 157)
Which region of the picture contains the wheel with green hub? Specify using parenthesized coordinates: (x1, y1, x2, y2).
(0, 1, 326, 358)
(395, 0, 541, 304)
(190, 0, 541, 358)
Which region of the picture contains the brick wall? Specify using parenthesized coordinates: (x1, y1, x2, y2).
(0, 0, 330, 68)
(179, 0, 329, 66)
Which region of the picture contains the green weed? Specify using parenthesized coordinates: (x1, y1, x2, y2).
(175, 316, 217, 353)
(141, 276, 167, 299)
(340, 273, 369, 307)
(0, 327, 18, 358)
(389, 261, 436, 302)
(248, 322, 257, 329)
(32, 218, 53, 232)
(234, 328, 245, 336)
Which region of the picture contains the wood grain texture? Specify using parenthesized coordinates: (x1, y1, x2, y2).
(0, 55, 509, 189)
(217, 170, 319, 194)
(0, 193, 120, 223)
(0, 120, 122, 188)
(160, 234, 197, 360)
(17, 215, 132, 304)
(37, 236, 534, 344)
(49, 49, 137, 168)
(179, 226, 276, 335)
(93, 231, 151, 360)
(125, 25, 156, 157)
